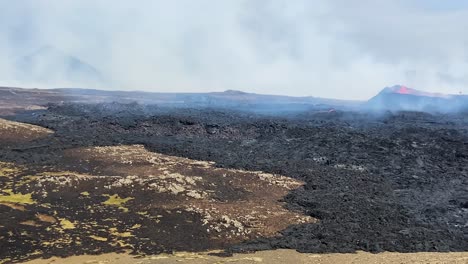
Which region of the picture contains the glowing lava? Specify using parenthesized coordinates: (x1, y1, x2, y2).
(389, 85, 451, 98)
(396, 86, 410, 94)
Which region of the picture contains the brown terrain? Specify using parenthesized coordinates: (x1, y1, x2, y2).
(0, 87, 467, 263)
(22, 250, 468, 264)
(0, 122, 311, 262)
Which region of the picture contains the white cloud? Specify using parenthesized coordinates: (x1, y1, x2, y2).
(0, 0, 467, 99)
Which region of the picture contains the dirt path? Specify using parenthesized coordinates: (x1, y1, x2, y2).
(22, 250, 468, 264)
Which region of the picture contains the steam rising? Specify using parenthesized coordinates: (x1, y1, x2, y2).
(0, 0, 468, 99)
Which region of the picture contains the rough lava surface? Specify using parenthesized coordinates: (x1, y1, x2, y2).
(0, 88, 467, 262)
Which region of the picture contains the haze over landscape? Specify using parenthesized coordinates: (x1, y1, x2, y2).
(1, 0, 468, 99)
(2, 2, 468, 264)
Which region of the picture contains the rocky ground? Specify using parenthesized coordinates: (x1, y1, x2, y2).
(0, 102, 468, 263)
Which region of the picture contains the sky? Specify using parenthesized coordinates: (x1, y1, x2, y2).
(0, 0, 468, 100)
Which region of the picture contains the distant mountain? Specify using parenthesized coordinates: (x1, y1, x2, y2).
(365, 85, 468, 112)
(2, 85, 468, 115)
(59, 88, 361, 110)
(15, 46, 104, 87)
(0, 86, 361, 115)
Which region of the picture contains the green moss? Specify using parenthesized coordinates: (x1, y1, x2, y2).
(0, 189, 35, 204)
(0, 162, 21, 177)
(109, 227, 133, 238)
(59, 218, 76, 229)
(89, 235, 108, 241)
(102, 194, 134, 212)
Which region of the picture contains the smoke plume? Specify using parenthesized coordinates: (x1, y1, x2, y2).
(0, 0, 468, 99)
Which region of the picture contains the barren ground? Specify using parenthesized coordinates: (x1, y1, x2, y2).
(0, 92, 467, 263)
(22, 250, 468, 264)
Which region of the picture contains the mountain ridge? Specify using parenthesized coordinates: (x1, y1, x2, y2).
(14, 46, 105, 87)
(0, 84, 467, 114)
(366, 85, 468, 112)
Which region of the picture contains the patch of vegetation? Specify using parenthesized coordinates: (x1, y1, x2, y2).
(102, 194, 134, 212)
(0, 189, 35, 204)
(0, 162, 21, 177)
(59, 218, 76, 229)
(109, 227, 133, 237)
(89, 235, 108, 241)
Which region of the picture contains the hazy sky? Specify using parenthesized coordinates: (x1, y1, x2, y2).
(0, 0, 468, 99)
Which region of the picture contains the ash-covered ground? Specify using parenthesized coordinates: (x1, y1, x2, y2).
(1, 101, 468, 262)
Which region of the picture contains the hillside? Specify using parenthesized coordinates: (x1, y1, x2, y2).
(0, 86, 359, 116)
(366, 85, 468, 112)
(14, 46, 105, 87)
